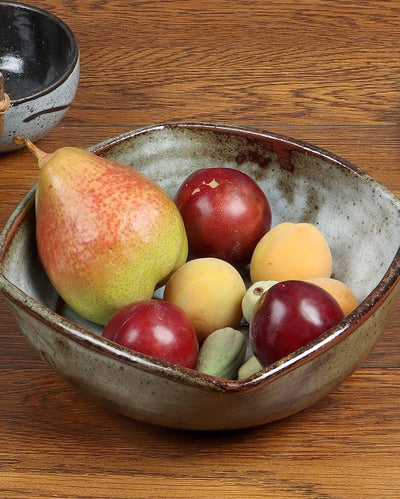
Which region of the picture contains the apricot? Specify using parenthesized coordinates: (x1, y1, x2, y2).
(163, 257, 246, 342)
(250, 222, 333, 283)
(306, 277, 358, 315)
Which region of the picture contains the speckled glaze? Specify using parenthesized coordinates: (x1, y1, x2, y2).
(1, 123, 400, 430)
(0, 2, 79, 152)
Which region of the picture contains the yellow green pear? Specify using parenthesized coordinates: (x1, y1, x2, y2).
(19, 137, 188, 325)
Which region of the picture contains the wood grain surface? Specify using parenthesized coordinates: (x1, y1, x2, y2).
(1, 1, 399, 498)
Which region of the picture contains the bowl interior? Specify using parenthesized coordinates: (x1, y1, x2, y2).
(0, 1, 78, 102)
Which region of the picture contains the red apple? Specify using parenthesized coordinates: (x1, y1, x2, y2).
(250, 280, 345, 366)
(175, 167, 272, 266)
(103, 300, 198, 368)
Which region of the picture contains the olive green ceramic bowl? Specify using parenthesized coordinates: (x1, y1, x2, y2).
(1, 122, 399, 430)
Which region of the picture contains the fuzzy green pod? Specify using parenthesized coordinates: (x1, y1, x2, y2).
(196, 327, 247, 379)
(238, 355, 263, 380)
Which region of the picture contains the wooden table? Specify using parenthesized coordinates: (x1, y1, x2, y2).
(1, 1, 399, 497)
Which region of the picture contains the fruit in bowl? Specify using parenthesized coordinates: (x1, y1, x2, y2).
(250, 222, 333, 282)
(103, 300, 198, 369)
(175, 167, 272, 266)
(164, 257, 246, 342)
(250, 280, 345, 366)
(1, 122, 399, 430)
(16, 137, 188, 326)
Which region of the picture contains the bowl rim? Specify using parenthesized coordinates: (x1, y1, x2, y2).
(1, 122, 400, 394)
(0, 1, 79, 105)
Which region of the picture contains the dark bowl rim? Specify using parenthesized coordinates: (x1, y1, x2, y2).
(0, 1, 79, 104)
(1, 122, 400, 394)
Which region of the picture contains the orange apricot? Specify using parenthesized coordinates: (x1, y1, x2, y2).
(306, 277, 358, 315)
(250, 222, 333, 283)
(164, 257, 246, 342)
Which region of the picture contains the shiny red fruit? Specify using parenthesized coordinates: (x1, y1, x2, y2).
(175, 167, 272, 266)
(103, 300, 198, 369)
(250, 280, 345, 366)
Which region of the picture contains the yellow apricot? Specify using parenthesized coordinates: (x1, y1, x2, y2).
(250, 222, 333, 283)
(306, 277, 358, 315)
(164, 257, 246, 342)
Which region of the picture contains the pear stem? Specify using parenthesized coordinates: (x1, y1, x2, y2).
(13, 135, 50, 169)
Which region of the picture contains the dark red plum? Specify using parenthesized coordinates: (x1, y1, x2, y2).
(250, 280, 344, 366)
(175, 167, 271, 266)
(103, 300, 198, 369)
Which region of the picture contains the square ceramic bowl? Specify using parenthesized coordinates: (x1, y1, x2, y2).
(1, 122, 399, 430)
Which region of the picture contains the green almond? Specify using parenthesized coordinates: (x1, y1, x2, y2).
(196, 327, 247, 380)
(237, 355, 263, 380)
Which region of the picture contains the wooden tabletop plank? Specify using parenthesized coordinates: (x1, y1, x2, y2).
(0, 367, 399, 498)
(53, 0, 400, 126)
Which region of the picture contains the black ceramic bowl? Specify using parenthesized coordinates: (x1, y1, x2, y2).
(0, 1, 79, 152)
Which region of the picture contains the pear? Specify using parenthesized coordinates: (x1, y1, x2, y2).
(18, 137, 188, 325)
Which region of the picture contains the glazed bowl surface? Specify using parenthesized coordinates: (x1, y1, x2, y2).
(0, 1, 79, 152)
(1, 122, 399, 430)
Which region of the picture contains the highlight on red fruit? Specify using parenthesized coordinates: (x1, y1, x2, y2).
(175, 167, 272, 266)
(250, 280, 345, 366)
(103, 299, 199, 369)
